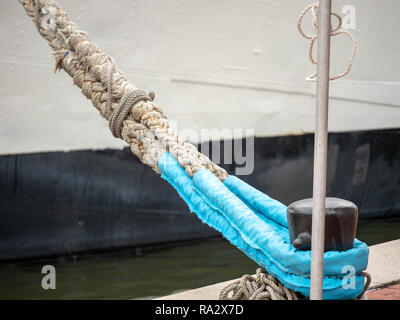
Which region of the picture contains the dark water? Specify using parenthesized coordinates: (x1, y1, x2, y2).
(0, 218, 399, 300)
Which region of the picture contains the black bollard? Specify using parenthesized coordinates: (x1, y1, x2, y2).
(287, 198, 358, 252)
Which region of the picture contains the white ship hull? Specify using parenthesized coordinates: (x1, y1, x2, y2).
(1, 0, 399, 155)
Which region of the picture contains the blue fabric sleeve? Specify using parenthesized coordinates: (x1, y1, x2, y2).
(157, 153, 369, 300)
(223, 174, 370, 276)
(194, 169, 369, 277)
(224, 175, 288, 227)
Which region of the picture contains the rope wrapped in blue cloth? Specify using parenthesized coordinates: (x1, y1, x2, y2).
(158, 152, 369, 300)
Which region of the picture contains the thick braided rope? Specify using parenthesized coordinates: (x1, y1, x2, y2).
(21, 0, 228, 180)
(298, 2, 357, 82)
(219, 268, 372, 300)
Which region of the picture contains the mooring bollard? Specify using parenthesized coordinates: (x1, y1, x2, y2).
(287, 198, 358, 252)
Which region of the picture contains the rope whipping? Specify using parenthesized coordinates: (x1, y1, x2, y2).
(21, 0, 228, 180)
(105, 59, 155, 139)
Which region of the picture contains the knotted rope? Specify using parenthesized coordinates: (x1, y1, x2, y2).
(22, 0, 228, 180)
(219, 268, 372, 300)
(298, 2, 357, 82)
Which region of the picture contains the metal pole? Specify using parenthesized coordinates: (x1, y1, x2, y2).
(310, 0, 332, 300)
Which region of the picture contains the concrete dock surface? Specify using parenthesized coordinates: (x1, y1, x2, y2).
(157, 239, 400, 300)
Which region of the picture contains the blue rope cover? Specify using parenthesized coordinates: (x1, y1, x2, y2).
(158, 152, 369, 300)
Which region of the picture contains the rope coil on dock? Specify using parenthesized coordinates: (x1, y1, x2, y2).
(219, 268, 299, 300)
(219, 268, 371, 300)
